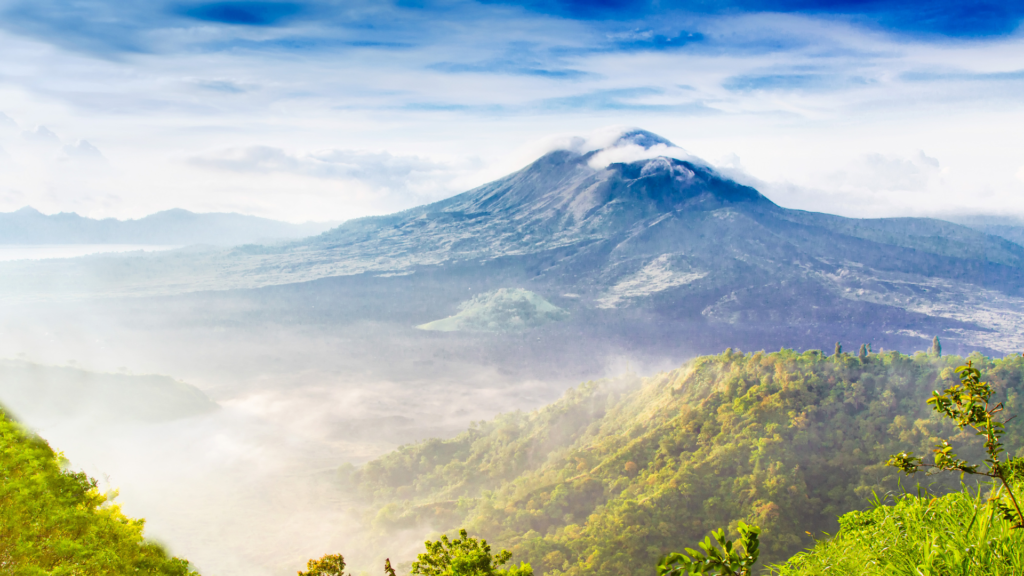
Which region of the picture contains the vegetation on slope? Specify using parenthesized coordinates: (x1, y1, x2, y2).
(766, 355, 1024, 575)
(0, 407, 195, 575)
(771, 472, 1024, 574)
(353, 348, 1024, 575)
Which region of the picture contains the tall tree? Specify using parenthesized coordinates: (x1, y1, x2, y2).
(299, 554, 348, 576)
(834, 342, 842, 357)
(858, 344, 868, 361)
(412, 529, 532, 576)
(932, 336, 942, 357)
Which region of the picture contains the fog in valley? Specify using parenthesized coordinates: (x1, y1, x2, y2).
(0, 262, 671, 575)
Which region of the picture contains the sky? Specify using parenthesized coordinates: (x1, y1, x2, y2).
(1, 0, 1023, 223)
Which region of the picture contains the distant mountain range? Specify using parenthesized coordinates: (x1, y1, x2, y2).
(942, 214, 1024, 248)
(0, 360, 217, 423)
(0, 207, 337, 246)
(1, 129, 1023, 361)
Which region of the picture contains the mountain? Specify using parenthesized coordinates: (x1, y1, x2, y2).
(941, 214, 1024, 248)
(304, 130, 1019, 268)
(352, 348, 1024, 574)
(417, 288, 569, 332)
(0, 207, 337, 246)
(0, 128, 1022, 379)
(0, 360, 218, 424)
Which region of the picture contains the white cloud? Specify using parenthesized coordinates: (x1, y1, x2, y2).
(20, 125, 60, 146)
(827, 151, 944, 193)
(61, 139, 105, 161)
(184, 145, 483, 216)
(189, 146, 454, 184)
(587, 143, 705, 170)
(0, 11, 1022, 221)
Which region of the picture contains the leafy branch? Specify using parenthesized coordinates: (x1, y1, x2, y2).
(886, 361, 1024, 528)
(657, 521, 761, 576)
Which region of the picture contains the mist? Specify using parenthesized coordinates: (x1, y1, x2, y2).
(0, 268, 679, 575)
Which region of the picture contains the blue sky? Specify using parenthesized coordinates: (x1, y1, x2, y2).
(0, 0, 1022, 221)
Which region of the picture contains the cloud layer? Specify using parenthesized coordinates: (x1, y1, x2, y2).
(0, 1, 1021, 221)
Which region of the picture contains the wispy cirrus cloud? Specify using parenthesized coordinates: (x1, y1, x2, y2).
(187, 145, 482, 210)
(189, 145, 463, 184)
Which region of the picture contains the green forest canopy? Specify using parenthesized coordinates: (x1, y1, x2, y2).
(352, 348, 1024, 575)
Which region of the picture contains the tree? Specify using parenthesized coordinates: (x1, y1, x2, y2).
(385, 558, 398, 576)
(657, 522, 761, 576)
(887, 361, 1024, 528)
(412, 529, 532, 576)
(834, 342, 842, 359)
(858, 344, 867, 361)
(931, 336, 942, 357)
(299, 554, 348, 576)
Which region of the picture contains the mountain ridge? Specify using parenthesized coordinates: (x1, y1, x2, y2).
(0, 207, 337, 246)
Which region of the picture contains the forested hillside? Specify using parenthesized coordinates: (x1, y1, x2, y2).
(354, 348, 1024, 575)
(0, 407, 195, 575)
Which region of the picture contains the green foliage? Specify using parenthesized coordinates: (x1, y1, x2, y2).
(411, 529, 532, 576)
(770, 484, 1024, 575)
(298, 554, 348, 576)
(356, 348, 1024, 569)
(356, 349, 1024, 576)
(887, 361, 1024, 527)
(0, 406, 196, 575)
(658, 522, 760, 576)
(932, 336, 942, 358)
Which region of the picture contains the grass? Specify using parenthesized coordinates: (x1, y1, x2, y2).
(769, 482, 1024, 576)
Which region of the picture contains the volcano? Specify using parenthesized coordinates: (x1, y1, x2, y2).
(2, 129, 1023, 366)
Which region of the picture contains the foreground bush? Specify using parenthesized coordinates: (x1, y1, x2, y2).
(0, 407, 195, 575)
(771, 485, 1024, 575)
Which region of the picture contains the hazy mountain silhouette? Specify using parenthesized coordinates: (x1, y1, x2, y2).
(0, 207, 336, 246)
(942, 214, 1024, 248)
